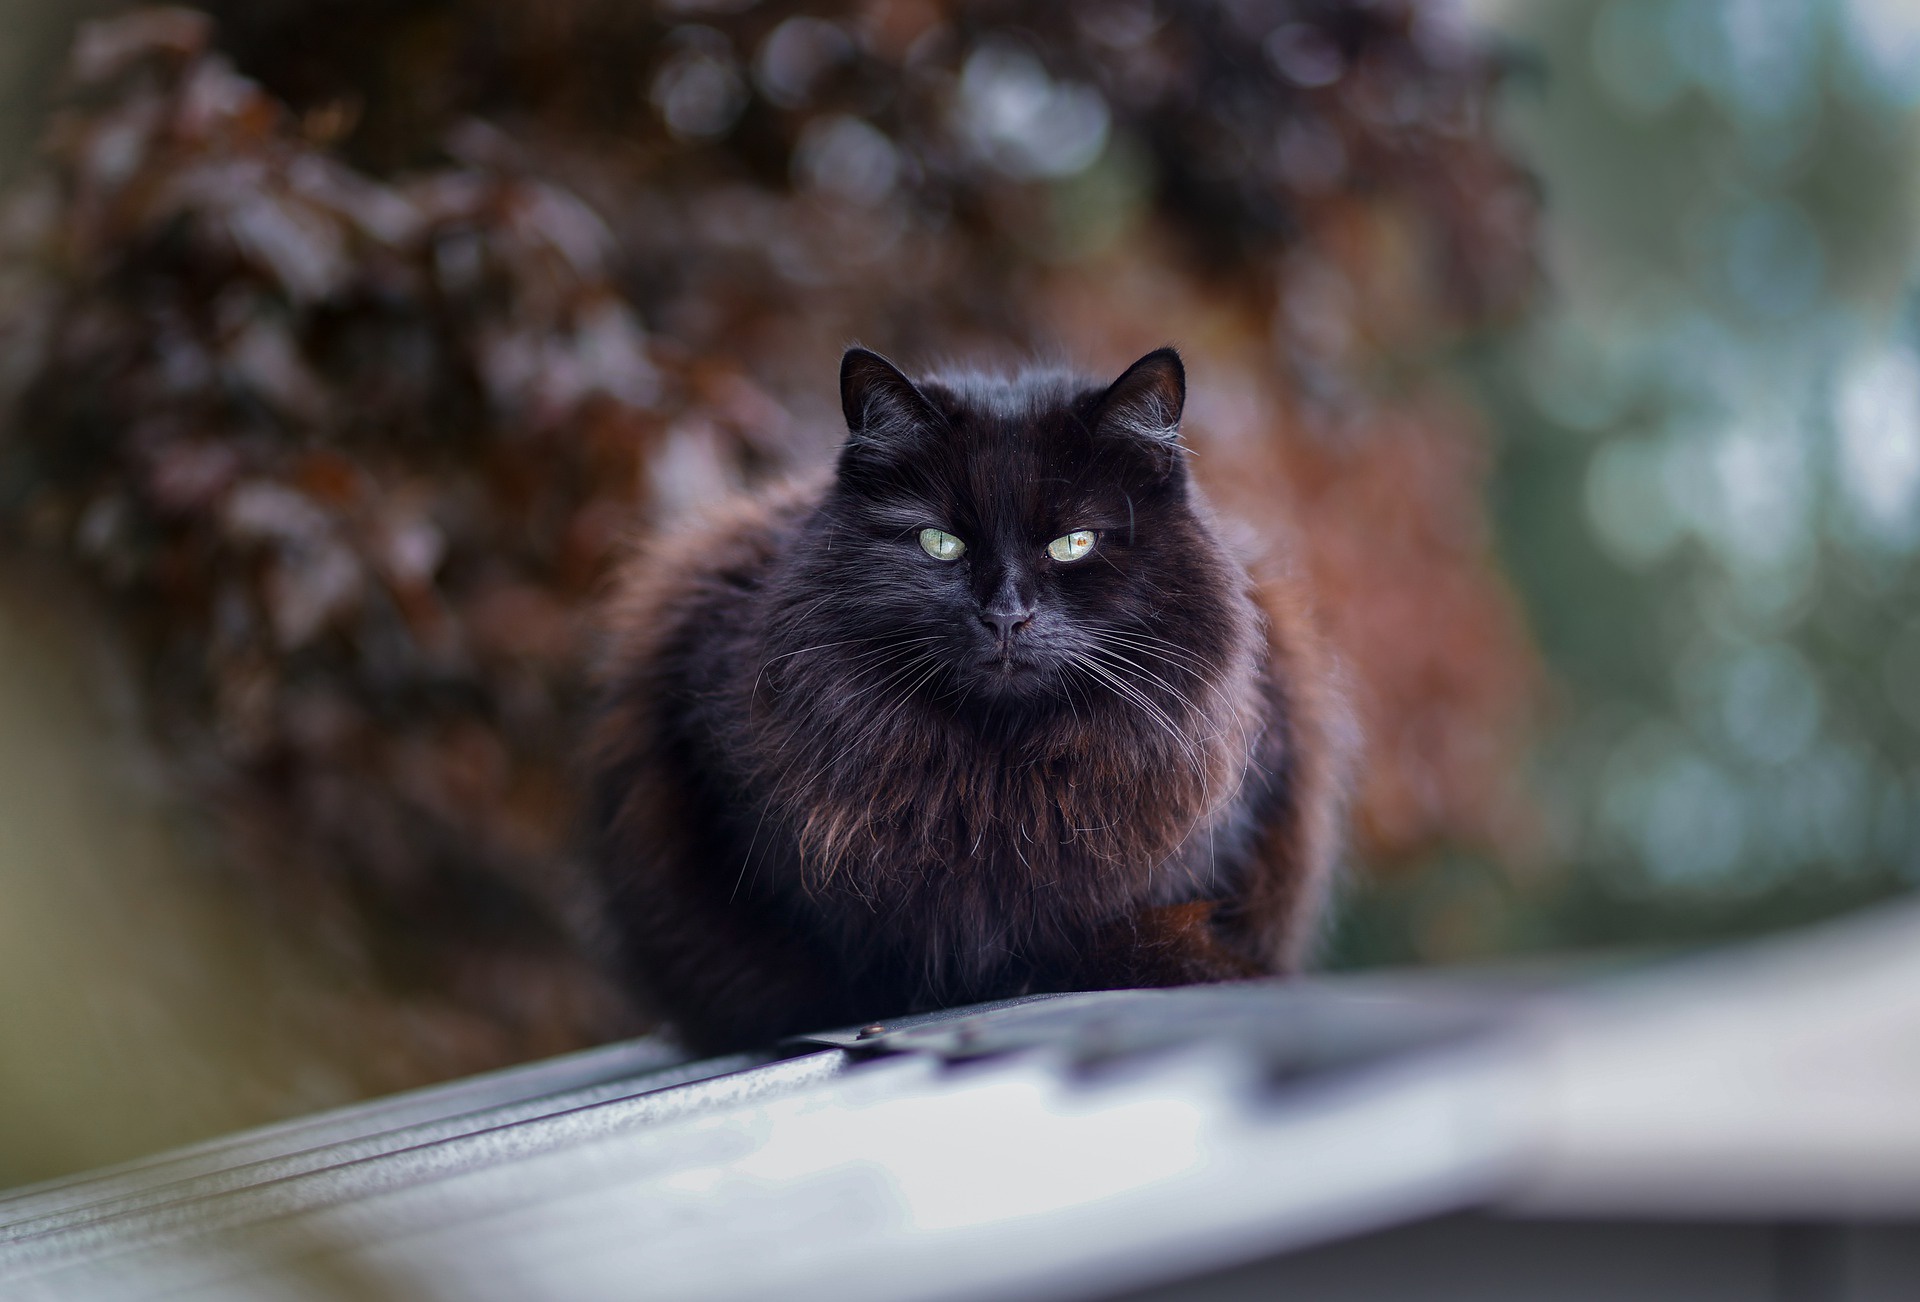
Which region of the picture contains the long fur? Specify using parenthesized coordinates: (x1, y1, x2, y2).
(587, 348, 1351, 1053)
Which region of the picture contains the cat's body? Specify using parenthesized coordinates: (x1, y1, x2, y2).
(588, 348, 1349, 1053)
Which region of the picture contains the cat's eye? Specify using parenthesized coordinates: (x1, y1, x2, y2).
(919, 528, 966, 561)
(1047, 529, 1097, 563)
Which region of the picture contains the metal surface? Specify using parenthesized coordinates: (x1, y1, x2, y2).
(0, 1051, 782, 1246)
(0, 1052, 850, 1287)
(0, 1034, 697, 1224)
(809, 978, 1520, 1073)
(4, 901, 1920, 1301)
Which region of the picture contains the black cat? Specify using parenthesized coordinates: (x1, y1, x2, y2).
(587, 346, 1350, 1053)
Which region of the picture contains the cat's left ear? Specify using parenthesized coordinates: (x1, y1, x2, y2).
(841, 347, 938, 447)
(1094, 347, 1186, 473)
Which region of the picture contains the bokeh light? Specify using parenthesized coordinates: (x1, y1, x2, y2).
(1474, 0, 1920, 929)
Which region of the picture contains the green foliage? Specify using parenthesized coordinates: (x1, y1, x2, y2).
(1345, 0, 1920, 965)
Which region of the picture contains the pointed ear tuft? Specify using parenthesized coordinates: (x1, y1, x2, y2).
(840, 347, 936, 445)
(1095, 347, 1185, 444)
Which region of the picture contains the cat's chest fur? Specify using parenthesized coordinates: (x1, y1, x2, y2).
(718, 616, 1268, 990)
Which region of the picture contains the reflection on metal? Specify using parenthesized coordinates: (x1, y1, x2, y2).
(5, 903, 1920, 1300)
(0, 1036, 703, 1226)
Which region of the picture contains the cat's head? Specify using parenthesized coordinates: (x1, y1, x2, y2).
(772, 346, 1253, 725)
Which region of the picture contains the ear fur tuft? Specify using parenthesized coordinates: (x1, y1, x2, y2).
(1095, 347, 1186, 444)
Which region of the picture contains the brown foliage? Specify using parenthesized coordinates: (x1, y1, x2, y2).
(0, 3, 1540, 1086)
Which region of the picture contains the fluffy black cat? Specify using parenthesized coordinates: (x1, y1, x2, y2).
(588, 347, 1348, 1053)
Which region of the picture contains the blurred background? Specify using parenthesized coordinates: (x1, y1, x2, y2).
(1, 0, 1917, 1188)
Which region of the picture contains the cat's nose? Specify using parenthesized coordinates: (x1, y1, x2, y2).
(981, 605, 1033, 640)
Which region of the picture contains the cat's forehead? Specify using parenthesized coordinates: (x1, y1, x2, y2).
(835, 361, 1177, 536)
(921, 374, 1114, 516)
(924, 373, 1099, 462)
(924, 368, 1084, 421)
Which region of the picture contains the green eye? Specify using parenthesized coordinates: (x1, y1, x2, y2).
(1047, 529, 1097, 563)
(919, 528, 966, 561)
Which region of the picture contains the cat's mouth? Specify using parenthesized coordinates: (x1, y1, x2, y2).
(971, 644, 1053, 692)
(979, 638, 1038, 666)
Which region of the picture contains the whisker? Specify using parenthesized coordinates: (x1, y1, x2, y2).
(1068, 653, 1194, 761)
(1078, 627, 1242, 717)
(839, 649, 944, 710)
(1086, 646, 1221, 723)
(758, 642, 944, 773)
(1088, 644, 1197, 700)
(844, 655, 949, 757)
(753, 633, 945, 699)
(1076, 622, 1216, 668)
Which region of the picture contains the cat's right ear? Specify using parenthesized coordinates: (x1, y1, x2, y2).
(1095, 347, 1185, 444)
(1093, 347, 1187, 481)
(840, 347, 937, 450)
